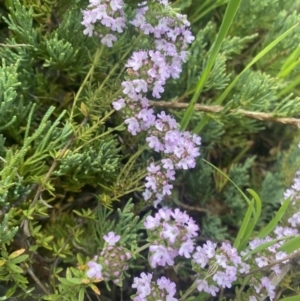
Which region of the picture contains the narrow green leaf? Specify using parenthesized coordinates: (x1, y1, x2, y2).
(233, 200, 254, 250)
(194, 22, 299, 133)
(43, 294, 60, 301)
(180, 0, 242, 130)
(10, 254, 29, 264)
(214, 22, 299, 106)
(203, 159, 251, 205)
(58, 277, 76, 286)
(11, 273, 28, 284)
(66, 278, 82, 285)
(278, 45, 300, 78)
(78, 289, 85, 301)
(258, 198, 290, 239)
(239, 189, 262, 250)
(246, 189, 262, 221)
(279, 296, 300, 301)
(7, 263, 23, 273)
(277, 75, 300, 97)
(5, 285, 16, 298)
(203, 160, 256, 250)
(242, 237, 286, 259)
(279, 235, 300, 254)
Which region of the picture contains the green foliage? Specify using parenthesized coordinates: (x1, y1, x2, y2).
(0, 213, 18, 245)
(0, 0, 300, 300)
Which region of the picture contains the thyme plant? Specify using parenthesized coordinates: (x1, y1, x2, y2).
(0, 0, 300, 300)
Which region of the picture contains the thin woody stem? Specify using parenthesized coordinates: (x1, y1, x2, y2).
(243, 249, 300, 277)
(29, 117, 88, 210)
(148, 101, 300, 126)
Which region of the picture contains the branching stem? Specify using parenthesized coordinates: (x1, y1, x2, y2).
(149, 101, 300, 126)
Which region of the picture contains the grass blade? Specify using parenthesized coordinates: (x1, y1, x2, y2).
(279, 234, 300, 254)
(202, 159, 251, 205)
(180, 0, 242, 131)
(239, 189, 262, 250)
(233, 199, 254, 250)
(194, 22, 299, 133)
(279, 296, 300, 301)
(257, 197, 290, 239)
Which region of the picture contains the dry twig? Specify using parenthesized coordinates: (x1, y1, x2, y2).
(148, 101, 300, 127)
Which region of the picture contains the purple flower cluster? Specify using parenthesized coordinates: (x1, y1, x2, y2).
(239, 224, 298, 300)
(284, 170, 300, 205)
(86, 231, 131, 285)
(86, 260, 103, 279)
(132, 272, 177, 301)
(191, 240, 247, 296)
(112, 1, 200, 205)
(249, 277, 276, 301)
(245, 236, 286, 274)
(82, 0, 201, 207)
(81, 0, 126, 47)
(144, 208, 199, 268)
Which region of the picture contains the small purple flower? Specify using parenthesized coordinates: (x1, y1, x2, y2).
(213, 271, 234, 288)
(110, 0, 124, 11)
(149, 245, 175, 268)
(125, 117, 141, 135)
(132, 273, 178, 301)
(178, 239, 194, 258)
(86, 261, 102, 279)
(101, 34, 117, 47)
(255, 256, 268, 267)
(132, 272, 152, 298)
(112, 98, 126, 110)
(103, 231, 121, 245)
(196, 279, 219, 296)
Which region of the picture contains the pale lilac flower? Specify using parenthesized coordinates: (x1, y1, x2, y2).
(149, 245, 175, 267)
(216, 254, 227, 268)
(101, 34, 117, 47)
(125, 117, 141, 135)
(274, 225, 298, 237)
(196, 280, 219, 296)
(144, 215, 160, 230)
(161, 223, 179, 244)
(132, 79, 148, 93)
(143, 189, 152, 201)
(271, 264, 281, 275)
(202, 240, 217, 258)
(132, 273, 178, 301)
(93, 5, 107, 20)
(83, 24, 94, 37)
(86, 261, 103, 279)
(112, 98, 126, 110)
(255, 256, 268, 267)
(178, 239, 194, 258)
(126, 50, 148, 70)
(146, 136, 164, 152)
(261, 277, 276, 300)
(192, 240, 243, 297)
(111, 17, 126, 32)
(152, 81, 164, 98)
(103, 231, 121, 245)
(110, 0, 124, 11)
(288, 212, 300, 227)
(239, 262, 250, 274)
(192, 246, 209, 268)
(213, 271, 233, 288)
(146, 208, 198, 264)
(132, 272, 152, 298)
